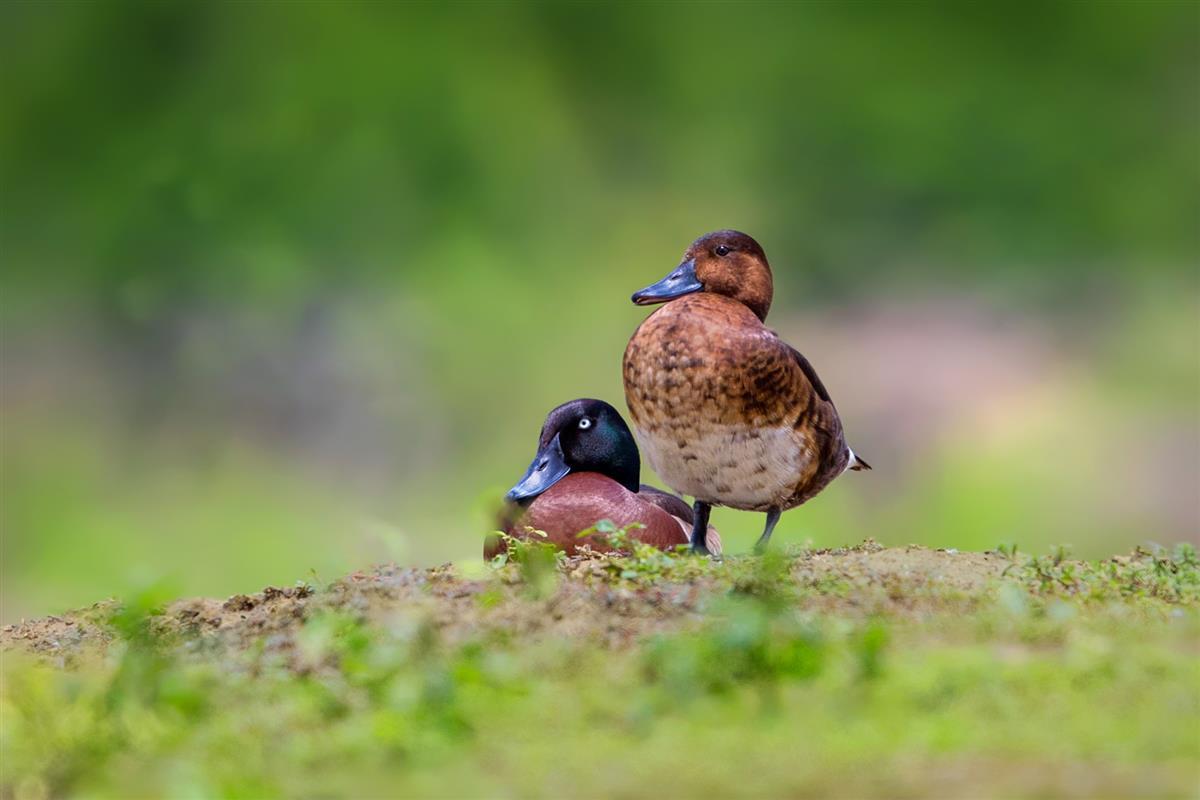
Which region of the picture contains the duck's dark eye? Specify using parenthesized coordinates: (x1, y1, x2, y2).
(714, 245, 731, 257)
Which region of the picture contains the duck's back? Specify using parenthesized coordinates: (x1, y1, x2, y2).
(623, 293, 849, 512)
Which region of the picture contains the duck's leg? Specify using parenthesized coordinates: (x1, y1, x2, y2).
(689, 500, 712, 555)
(754, 507, 782, 554)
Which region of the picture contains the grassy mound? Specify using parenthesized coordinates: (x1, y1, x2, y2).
(3, 541, 1198, 798)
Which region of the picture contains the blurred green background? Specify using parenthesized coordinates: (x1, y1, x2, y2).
(2, 0, 1197, 621)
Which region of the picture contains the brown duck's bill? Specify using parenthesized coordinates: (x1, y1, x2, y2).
(505, 433, 571, 503)
(631, 258, 702, 305)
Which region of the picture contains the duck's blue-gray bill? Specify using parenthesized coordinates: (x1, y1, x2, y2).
(505, 433, 571, 503)
(631, 259, 702, 305)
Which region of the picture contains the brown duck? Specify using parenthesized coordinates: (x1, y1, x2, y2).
(623, 230, 869, 554)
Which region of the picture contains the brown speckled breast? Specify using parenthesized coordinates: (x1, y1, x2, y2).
(623, 293, 849, 512)
(486, 473, 721, 558)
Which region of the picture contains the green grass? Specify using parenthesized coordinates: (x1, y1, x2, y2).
(3, 543, 1198, 799)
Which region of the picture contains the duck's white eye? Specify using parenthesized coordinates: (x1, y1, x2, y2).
(578, 418, 592, 430)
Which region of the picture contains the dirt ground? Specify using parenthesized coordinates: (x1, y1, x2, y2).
(1, 542, 1009, 665)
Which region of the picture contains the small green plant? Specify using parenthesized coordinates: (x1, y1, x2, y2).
(1010, 543, 1200, 603)
(996, 541, 1020, 576)
(571, 520, 720, 586)
(487, 528, 563, 598)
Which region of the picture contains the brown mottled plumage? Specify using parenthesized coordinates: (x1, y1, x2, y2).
(623, 230, 869, 553)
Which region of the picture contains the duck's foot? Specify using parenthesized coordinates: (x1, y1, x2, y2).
(753, 507, 782, 554)
(688, 500, 712, 556)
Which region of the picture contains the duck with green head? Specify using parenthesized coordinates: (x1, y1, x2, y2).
(487, 399, 721, 559)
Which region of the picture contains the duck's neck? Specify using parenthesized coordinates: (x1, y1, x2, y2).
(606, 447, 641, 494)
(588, 423, 641, 494)
(736, 276, 772, 322)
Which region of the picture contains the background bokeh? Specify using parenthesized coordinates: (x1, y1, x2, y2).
(2, 0, 1197, 621)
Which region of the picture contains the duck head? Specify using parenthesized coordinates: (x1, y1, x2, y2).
(505, 398, 641, 504)
(631, 229, 774, 321)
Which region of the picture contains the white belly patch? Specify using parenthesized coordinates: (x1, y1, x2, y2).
(636, 424, 809, 511)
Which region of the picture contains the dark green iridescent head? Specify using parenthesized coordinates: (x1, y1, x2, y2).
(505, 398, 640, 503)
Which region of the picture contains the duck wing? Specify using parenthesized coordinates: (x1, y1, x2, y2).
(749, 331, 843, 439)
(750, 333, 866, 503)
(785, 342, 870, 470)
(637, 484, 694, 522)
(788, 346, 832, 403)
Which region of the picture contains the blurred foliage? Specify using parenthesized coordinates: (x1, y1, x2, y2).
(3, 0, 1197, 314)
(1, 1, 1197, 617)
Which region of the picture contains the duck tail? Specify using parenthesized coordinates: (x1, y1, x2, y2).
(848, 449, 872, 472)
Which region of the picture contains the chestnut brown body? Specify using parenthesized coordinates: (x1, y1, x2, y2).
(487, 473, 721, 559)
